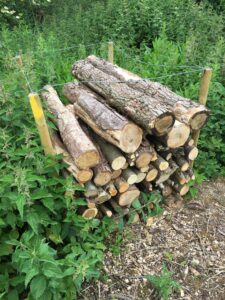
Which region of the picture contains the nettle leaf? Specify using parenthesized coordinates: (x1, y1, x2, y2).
(42, 262, 64, 278)
(7, 289, 19, 300)
(31, 190, 53, 200)
(26, 212, 40, 234)
(30, 275, 47, 299)
(15, 195, 26, 219)
(0, 218, 6, 226)
(25, 266, 39, 287)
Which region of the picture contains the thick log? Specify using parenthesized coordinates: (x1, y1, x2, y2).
(72, 57, 175, 136)
(80, 207, 98, 219)
(122, 168, 138, 185)
(140, 166, 150, 173)
(41, 85, 99, 169)
(51, 133, 93, 183)
(171, 169, 187, 185)
(117, 185, 140, 206)
(86, 55, 209, 130)
(114, 177, 129, 193)
(133, 169, 146, 183)
(146, 165, 158, 182)
(64, 83, 143, 153)
(172, 183, 190, 196)
(160, 120, 190, 148)
(93, 135, 126, 170)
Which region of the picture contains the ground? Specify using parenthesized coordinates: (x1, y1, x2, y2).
(80, 177, 225, 300)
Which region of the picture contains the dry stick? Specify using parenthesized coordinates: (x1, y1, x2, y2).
(99, 204, 113, 217)
(108, 41, 114, 64)
(191, 68, 212, 167)
(41, 85, 100, 169)
(104, 182, 118, 197)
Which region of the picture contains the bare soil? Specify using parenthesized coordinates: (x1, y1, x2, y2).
(80, 178, 225, 300)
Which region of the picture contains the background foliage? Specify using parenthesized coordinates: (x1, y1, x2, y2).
(0, 0, 225, 298)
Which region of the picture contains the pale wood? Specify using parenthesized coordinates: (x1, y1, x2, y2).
(51, 133, 93, 183)
(184, 145, 198, 161)
(145, 165, 158, 182)
(85, 55, 209, 130)
(29, 93, 54, 155)
(114, 177, 129, 193)
(82, 207, 98, 219)
(140, 166, 150, 173)
(72, 56, 175, 135)
(173, 155, 189, 172)
(99, 204, 113, 217)
(171, 169, 186, 185)
(117, 185, 140, 206)
(104, 182, 118, 196)
(155, 159, 178, 185)
(134, 139, 156, 168)
(160, 120, 190, 148)
(122, 168, 138, 185)
(94, 188, 111, 204)
(64, 83, 143, 153)
(41, 85, 99, 169)
(111, 169, 122, 180)
(152, 155, 169, 171)
(84, 182, 99, 198)
(134, 169, 146, 183)
(93, 135, 126, 170)
(172, 183, 190, 196)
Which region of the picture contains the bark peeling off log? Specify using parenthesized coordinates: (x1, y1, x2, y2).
(72, 60, 175, 135)
(41, 85, 100, 169)
(85, 55, 209, 130)
(64, 83, 143, 153)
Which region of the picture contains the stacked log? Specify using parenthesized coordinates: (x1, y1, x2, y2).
(41, 55, 209, 222)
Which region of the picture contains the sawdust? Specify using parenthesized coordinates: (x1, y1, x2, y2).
(80, 178, 225, 300)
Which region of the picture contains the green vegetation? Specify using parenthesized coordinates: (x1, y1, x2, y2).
(0, 0, 225, 298)
(146, 265, 181, 299)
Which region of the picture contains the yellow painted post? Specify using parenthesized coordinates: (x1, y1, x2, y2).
(29, 92, 54, 155)
(191, 67, 212, 167)
(108, 41, 114, 64)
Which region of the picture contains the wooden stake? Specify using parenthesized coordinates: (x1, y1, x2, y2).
(108, 41, 114, 64)
(191, 68, 212, 167)
(29, 93, 54, 155)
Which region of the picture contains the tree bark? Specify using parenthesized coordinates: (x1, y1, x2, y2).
(134, 139, 157, 168)
(64, 83, 143, 153)
(41, 85, 99, 169)
(85, 55, 209, 130)
(51, 132, 93, 183)
(72, 58, 175, 136)
(122, 168, 138, 185)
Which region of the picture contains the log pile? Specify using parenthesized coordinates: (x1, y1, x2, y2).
(41, 55, 209, 222)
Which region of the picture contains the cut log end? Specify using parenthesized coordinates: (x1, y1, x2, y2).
(154, 114, 175, 135)
(76, 150, 100, 169)
(94, 171, 112, 186)
(135, 153, 152, 169)
(112, 156, 126, 170)
(180, 185, 190, 196)
(120, 123, 143, 153)
(146, 167, 158, 182)
(118, 188, 140, 206)
(77, 169, 93, 183)
(167, 121, 190, 148)
(188, 147, 199, 160)
(190, 111, 209, 130)
(82, 208, 98, 219)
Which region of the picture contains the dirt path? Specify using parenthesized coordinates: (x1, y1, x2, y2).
(81, 178, 225, 300)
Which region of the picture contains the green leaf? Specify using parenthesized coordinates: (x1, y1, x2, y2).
(26, 212, 40, 234)
(25, 266, 39, 287)
(30, 275, 47, 299)
(42, 263, 63, 278)
(0, 218, 6, 226)
(7, 289, 19, 300)
(15, 195, 26, 218)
